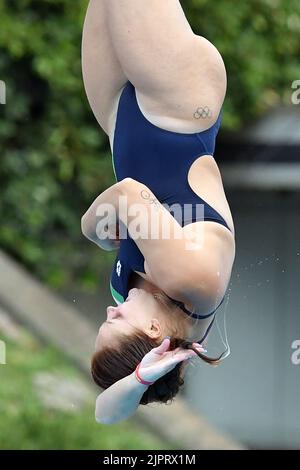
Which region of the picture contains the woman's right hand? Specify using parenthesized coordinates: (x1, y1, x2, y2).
(105, 220, 121, 249)
(137, 338, 205, 384)
(95, 219, 121, 251)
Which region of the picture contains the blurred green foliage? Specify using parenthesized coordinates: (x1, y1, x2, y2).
(0, 0, 299, 289)
(0, 329, 176, 449)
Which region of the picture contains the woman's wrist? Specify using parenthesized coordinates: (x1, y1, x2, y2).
(131, 370, 150, 390)
(134, 363, 155, 386)
(130, 363, 156, 390)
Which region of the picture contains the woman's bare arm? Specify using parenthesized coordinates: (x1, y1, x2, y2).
(95, 338, 204, 425)
(117, 178, 225, 314)
(95, 371, 148, 425)
(81, 177, 224, 314)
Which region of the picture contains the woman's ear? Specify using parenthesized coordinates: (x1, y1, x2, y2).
(145, 318, 163, 340)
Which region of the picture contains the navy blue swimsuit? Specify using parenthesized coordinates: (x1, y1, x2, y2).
(109, 81, 231, 343)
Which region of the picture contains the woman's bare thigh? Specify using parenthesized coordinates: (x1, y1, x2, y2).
(136, 34, 227, 125)
(107, 37, 227, 149)
(104, 0, 227, 128)
(82, 0, 128, 135)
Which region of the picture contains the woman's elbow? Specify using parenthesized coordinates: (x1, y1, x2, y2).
(95, 409, 124, 425)
(81, 214, 89, 236)
(95, 414, 115, 425)
(81, 214, 96, 241)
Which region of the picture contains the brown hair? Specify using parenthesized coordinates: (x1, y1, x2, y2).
(91, 330, 224, 405)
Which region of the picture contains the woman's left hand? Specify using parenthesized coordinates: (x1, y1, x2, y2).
(137, 338, 205, 384)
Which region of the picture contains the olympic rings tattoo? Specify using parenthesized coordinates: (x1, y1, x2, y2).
(193, 106, 212, 119)
(140, 190, 160, 210)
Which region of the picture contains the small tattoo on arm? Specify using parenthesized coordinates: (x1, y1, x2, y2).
(140, 190, 160, 211)
(193, 106, 212, 119)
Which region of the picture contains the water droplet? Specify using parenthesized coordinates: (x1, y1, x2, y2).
(282, 269, 285, 273)
(257, 282, 262, 287)
(266, 279, 270, 283)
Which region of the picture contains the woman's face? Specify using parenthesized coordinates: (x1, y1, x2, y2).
(95, 288, 168, 351)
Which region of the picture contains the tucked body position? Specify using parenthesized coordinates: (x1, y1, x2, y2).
(81, 0, 236, 424)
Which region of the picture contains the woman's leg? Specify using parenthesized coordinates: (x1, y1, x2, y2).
(82, 0, 128, 134)
(103, 0, 226, 125)
(103, 0, 196, 97)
